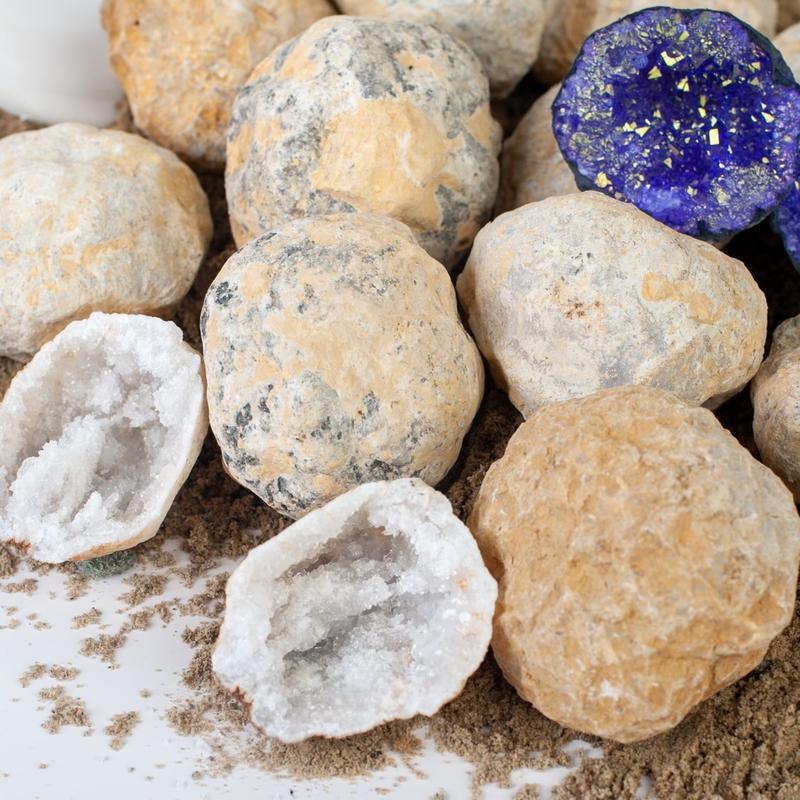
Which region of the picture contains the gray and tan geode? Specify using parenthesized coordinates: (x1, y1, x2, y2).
(225, 15, 502, 271)
(752, 315, 800, 499)
(469, 385, 800, 743)
(336, 0, 550, 97)
(775, 20, 800, 77)
(102, 0, 335, 172)
(0, 123, 212, 361)
(213, 478, 497, 742)
(456, 193, 767, 417)
(535, 0, 779, 85)
(201, 213, 484, 518)
(0, 313, 207, 564)
(496, 84, 578, 214)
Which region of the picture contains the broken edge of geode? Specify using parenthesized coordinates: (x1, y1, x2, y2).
(552, 7, 800, 241)
(212, 478, 497, 743)
(0, 312, 208, 563)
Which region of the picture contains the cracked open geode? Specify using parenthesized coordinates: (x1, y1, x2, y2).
(212, 478, 497, 743)
(0, 313, 207, 563)
(552, 7, 800, 240)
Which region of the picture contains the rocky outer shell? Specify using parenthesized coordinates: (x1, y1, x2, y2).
(495, 84, 578, 214)
(752, 315, 800, 499)
(201, 213, 484, 518)
(469, 385, 800, 743)
(336, 0, 550, 97)
(0, 123, 212, 361)
(102, 0, 335, 172)
(225, 15, 502, 271)
(779, 0, 800, 30)
(457, 193, 767, 417)
(775, 20, 800, 76)
(534, 0, 778, 86)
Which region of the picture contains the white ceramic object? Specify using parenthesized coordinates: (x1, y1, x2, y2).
(0, 0, 122, 125)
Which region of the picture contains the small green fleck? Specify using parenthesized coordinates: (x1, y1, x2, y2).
(77, 550, 137, 579)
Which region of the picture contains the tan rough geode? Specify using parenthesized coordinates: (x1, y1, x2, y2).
(102, 0, 335, 172)
(779, 0, 800, 30)
(456, 193, 767, 417)
(225, 15, 502, 271)
(336, 0, 551, 97)
(0, 123, 212, 361)
(752, 315, 800, 500)
(201, 213, 484, 519)
(469, 385, 800, 743)
(496, 84, 578, 214)
(775, 21, 800, 77)
(534, 0, 779, 85)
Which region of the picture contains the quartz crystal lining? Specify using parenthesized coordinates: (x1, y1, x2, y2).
(552, 8, 800, 239)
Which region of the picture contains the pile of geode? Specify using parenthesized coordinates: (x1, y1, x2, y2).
(2, 0, 800, 749)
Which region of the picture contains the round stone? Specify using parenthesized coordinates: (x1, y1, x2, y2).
(535, 0, 779, 86)
(225, 15, 501, 271)
(496, 83, 579, 214)
(102, 0, 335, 172)
(0, 313, 208, 564)
(213, 478, 497, 743)
(469, 385, 800, 743)
(774, 20, 800, 77)
(552, 7, 800, 240)
(456, 192, 767, 417)
(779, 0, 800, 30)
(752, 315, 800, 499)
(336, 0, 550, 97)
(0, 123, 212, 361)
(201, 213, 484, 519)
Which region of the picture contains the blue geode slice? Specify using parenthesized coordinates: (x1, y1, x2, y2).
(773, 181, 800, 269)
(552, 7, 800, 240)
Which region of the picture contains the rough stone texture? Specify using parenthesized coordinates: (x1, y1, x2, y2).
(101, 0, 335, 173)
(535, 0, 779, 86)
(752, 315, 800, 499)
(336, 0, 550, 97)
(225, 15, 501, 271)
(469, 385, 800, 743)
(213, 478, 497, 743)
(779, 0, 800, 30)
(552, 8, 800, 241)
(775, 20, 800, 76)
(457, 193, 767, 417)
(496, 83, 578, 214)
(0, 123, 212, 361)
(0, 313, 207, 563)
(201, 213, 484, 518)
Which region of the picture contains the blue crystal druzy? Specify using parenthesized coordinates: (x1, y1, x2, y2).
(552, 8, 800, 240)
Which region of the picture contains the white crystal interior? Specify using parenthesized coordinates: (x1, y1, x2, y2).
(212, 478, 497, 743)
(0, 312, 207, 563)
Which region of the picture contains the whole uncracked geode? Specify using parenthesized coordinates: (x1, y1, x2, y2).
(552, 7, 800, 240)
(752, 315, 800, 499)
(102, 0, 335, 172)
(213, 478, 497, 743)
(336, 0, 550, 97)
(201, 213, 484, 518)
(535, 0, 779, 86)
(456, 193, 767, 417)
(0, 123, 212, 361)
(225, 15, 502, 271)
(469, 385, 800, 743)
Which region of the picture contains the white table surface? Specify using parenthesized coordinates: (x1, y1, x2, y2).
(0, 537, 605, 800)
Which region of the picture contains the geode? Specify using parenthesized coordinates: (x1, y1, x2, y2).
(201, 213, 484, 519)
(0, 313, 207, 563)
(552, 8, 800, 240)
(469, 385, 800, 743)
(212, 478, 496, 743)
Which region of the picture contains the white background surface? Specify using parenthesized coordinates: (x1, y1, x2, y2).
(0, 538, 604, 800)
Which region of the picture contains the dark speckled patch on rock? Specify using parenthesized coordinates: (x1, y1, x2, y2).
(552, 8, 800, 240)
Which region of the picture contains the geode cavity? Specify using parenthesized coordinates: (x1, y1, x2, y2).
(552, 8, 800, 240)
